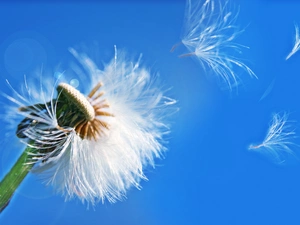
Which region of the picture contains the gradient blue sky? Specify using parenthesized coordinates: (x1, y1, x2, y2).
(1, 0, 300, 225)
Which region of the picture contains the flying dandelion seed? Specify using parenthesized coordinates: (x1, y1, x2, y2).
(174, 0, 256, 89)
(286, 22, 300, 60)
(0, 47, 177, 209)
(248, 112, 297, 164)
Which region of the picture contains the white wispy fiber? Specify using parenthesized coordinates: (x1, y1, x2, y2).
(248, 112, 297, 164)
(286, 22, 300, 60)
(179, 0, 256, 89)
(4, 47, 176, 205)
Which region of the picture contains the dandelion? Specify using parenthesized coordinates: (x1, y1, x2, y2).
(286, 22, 300, 60)
(173, 0, 256, 89)
(248, 112, 297, 164)
(0, 47, 176, 211)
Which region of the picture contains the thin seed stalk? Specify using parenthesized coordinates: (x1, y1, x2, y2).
(0, 146, 36, 213)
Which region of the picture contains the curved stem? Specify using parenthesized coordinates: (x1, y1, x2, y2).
(0, 147, 36, 213)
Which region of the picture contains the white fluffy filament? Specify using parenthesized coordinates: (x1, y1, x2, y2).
(179, 0, 256, 90)
(249, 112, 297, 164)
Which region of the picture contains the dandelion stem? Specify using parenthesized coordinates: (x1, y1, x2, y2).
(0, 146, 36, 213)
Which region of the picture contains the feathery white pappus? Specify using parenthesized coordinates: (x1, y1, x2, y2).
(286, 22, 300, 60)
(5, 47, 177, 204)
(248, 112, 297, 164)
(176, 0, 256, 89)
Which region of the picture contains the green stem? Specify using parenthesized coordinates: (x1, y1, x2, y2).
(0, 147, 36, 213)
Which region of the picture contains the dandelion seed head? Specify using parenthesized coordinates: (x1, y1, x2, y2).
(3, 47, 177, 205)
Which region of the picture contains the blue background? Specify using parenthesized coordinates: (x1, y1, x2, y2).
(1, 0, 300, 224)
